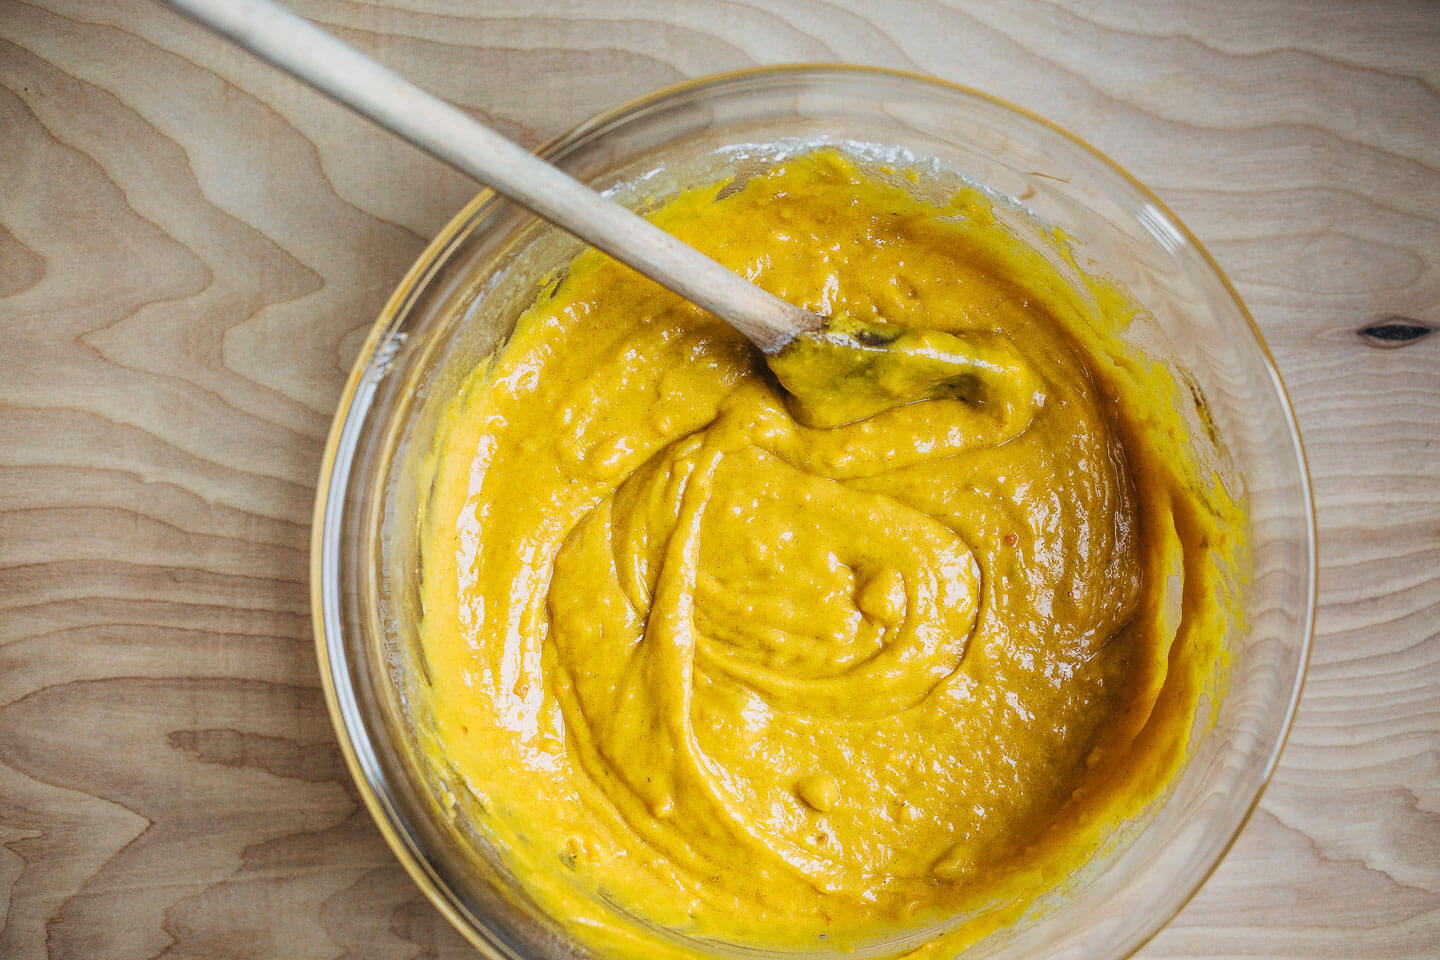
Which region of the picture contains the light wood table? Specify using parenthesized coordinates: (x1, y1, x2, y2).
(2, 1, 1436, 957)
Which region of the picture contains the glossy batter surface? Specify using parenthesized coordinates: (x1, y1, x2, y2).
(413, 153, 1238, 955)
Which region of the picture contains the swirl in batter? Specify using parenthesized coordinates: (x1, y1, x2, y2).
(412, 152, 1238, 955)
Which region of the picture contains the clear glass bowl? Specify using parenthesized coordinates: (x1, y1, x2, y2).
(312, 66, 1315, 960)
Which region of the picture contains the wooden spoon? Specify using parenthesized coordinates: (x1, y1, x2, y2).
(163, 0, 1036, 428)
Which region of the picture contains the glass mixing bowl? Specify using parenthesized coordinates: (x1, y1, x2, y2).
(312, 65, 1315, 960)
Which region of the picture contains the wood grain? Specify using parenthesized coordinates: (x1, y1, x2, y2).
(1, 0, 1436, 957)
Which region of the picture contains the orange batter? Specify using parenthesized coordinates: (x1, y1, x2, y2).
(410, 151, 1241, 956)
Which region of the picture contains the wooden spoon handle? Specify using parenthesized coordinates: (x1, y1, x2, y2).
(162, 0, 820, 353)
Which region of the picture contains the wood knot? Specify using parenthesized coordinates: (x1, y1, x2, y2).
(1357, 317, 1433, 349)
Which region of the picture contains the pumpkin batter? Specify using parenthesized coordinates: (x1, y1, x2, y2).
(411, 152, 1241, 955)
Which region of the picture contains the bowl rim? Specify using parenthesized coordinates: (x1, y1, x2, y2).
(310, 62, 1318, 960)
